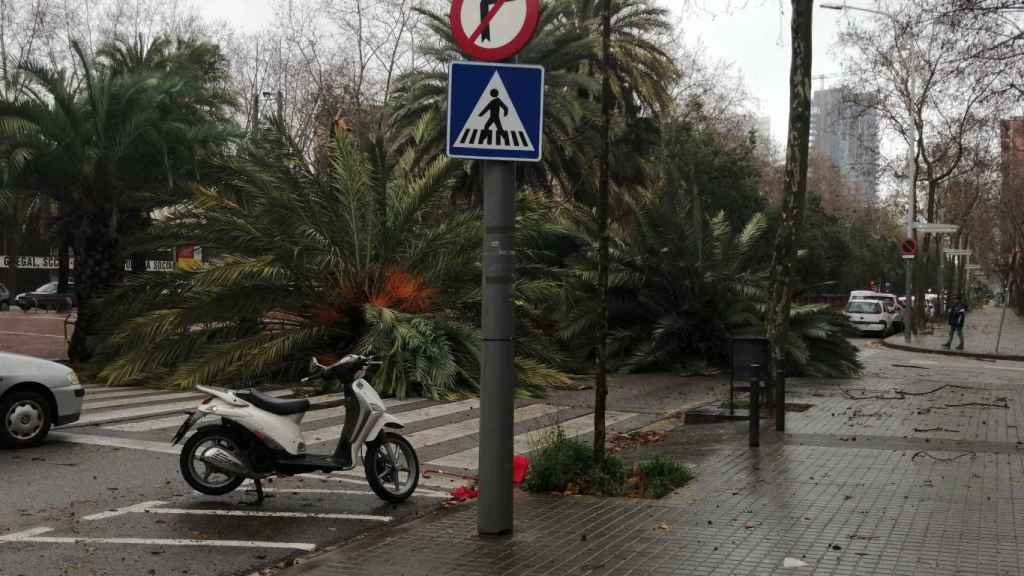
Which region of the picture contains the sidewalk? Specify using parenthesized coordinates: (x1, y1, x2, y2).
(884, 304, 1024, 361)
(275, 347, 1024, 576)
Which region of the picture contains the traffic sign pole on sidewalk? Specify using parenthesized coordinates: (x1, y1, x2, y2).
(901, 238, 917, 343)
(448, 0, 541, 536)
(478, 160, 516, 535)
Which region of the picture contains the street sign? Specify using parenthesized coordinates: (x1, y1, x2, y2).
(902, 254, 915, 260)
(447, 61, 544, 162)
(900, 238, 917, 257)
(913, 222, 959, 234)
(450, 0, 540, 62)
(945, 249, 972, 256)
(966, 264, 981, 270)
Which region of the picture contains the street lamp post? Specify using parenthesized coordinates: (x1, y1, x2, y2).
(821, 1, 916, 343)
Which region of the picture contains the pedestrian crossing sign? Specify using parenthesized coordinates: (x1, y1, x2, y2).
(447, 61, 544, 162)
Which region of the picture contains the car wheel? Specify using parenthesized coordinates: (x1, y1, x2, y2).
(0, 390, 53, 448)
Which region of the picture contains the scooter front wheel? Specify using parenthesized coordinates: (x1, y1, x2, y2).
(180, 426, 246, 495)
(364, 432, 420, 503)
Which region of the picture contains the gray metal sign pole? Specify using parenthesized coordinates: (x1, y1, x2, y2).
(937, 236, 945, 316)
(478, 160, 516, 535)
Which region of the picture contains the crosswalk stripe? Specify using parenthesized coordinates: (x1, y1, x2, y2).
(428, 411, 637, 470)
(103, 395, 420, 432)
(50, 432, 182, 454)
(81, 389, 160, 401)
(84, 391, 204, 410)
(303, 399, 479, 445)
(67, 389, 292, 428)
(405, 403, 561, 449)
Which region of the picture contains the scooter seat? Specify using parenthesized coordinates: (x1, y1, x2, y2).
(237, 390, 310, 416)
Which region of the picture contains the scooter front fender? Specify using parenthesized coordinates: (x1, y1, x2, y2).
(366, 413, 404, 442)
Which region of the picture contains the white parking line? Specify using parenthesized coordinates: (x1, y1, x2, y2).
(83, 501, 168, 521)
(429, 411, 638, 470)
(405, 403, 561, 449)
(296, 473, 454, 497)
(0, 527, 317, 551)
(303, 399, 479, 444)
(0, 527, 55, 542)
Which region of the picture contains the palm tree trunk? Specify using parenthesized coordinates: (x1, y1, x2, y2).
(68, 211, 120, 363)
(767, 0, 813, 432)
(3, 211, 17, 295)
(593, 0, 613, 468)
(58, 204, 70, 293)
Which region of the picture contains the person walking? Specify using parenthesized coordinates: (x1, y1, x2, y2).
(942, 294, 967, 351)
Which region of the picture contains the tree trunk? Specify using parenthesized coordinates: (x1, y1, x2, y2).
(58, 212, 70, 294)
(593, 0, 613, 468)
(67, 211, 121, 364)
(4, 211, 17, 296)
(766, 0, 813, 433)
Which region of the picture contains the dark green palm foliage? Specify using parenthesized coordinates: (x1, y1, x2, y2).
(0, 35, 237, 362)
(558, 186, 862, 376)
(96, 124, 566, 399)
(778, 304, 862, 377)
(560, 186, 765, 372)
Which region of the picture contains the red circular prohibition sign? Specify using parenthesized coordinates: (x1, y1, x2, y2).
(450, 0, 540, 62)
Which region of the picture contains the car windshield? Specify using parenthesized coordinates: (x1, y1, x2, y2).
(36, 282, 58, 294)
(847, 301, 881, 314)
(864, 296, 895, 307)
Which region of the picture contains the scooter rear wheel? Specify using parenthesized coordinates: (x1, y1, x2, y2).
(180, 426, 246, 495)
(364, 432, 419, 503)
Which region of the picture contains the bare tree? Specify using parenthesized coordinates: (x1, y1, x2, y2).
(837, 0, 1011, 324)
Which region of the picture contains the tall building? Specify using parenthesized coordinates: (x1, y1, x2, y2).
(736, 114, 773, 155)
(810, 87, 880, 201)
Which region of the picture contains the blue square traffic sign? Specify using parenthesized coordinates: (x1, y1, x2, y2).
(446, 61, 544, 162)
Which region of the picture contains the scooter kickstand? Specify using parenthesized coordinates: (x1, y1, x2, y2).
(243, 478, 267, 506)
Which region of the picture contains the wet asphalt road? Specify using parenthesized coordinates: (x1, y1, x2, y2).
(0, 330, 883, 576)
(0, 436, 442, 576)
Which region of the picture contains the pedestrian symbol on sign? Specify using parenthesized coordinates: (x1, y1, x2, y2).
(454, 72, 534, 152)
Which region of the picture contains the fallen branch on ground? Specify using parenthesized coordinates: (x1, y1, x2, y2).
(840, 388, 906, 400)
(936, 402, 1009, 409)
(911, 451, 976, 462)
(894, 384, 973, 396)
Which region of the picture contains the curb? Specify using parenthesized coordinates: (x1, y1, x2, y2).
(881, 337, 1024, 363)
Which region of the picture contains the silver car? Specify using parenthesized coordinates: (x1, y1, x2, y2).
(0, 352, 85, 447)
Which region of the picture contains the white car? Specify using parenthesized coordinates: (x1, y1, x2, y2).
(0, 352, 85, 448)
(856, 291, 905, 332)
(845, 299, 895, 336)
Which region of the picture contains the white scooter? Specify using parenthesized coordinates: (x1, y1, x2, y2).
(171, 354, 419, 503)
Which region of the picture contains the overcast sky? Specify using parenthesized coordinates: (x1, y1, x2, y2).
(197, 0, 859, 146)
(681, 1, 851, 145)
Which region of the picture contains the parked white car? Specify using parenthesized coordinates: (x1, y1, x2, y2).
(845, 299, 895, 336)
(0, 352, 84, 447)
(849, 291, 904, 331)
